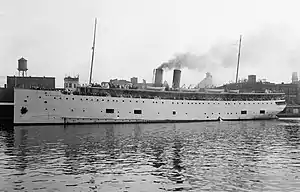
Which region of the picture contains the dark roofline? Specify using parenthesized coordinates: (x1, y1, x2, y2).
(7, 76, 55, 79)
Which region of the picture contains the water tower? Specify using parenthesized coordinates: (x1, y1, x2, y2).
(18, 57, 28, 77)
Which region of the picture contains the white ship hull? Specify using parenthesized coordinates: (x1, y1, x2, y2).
(13, 89, 286, 125)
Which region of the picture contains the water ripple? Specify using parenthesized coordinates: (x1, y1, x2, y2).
(0, 120, 300, 191)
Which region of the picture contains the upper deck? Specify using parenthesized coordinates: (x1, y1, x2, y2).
(75, 87, 285, 101)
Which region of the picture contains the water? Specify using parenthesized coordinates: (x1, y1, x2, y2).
(0, 120, 300, 192)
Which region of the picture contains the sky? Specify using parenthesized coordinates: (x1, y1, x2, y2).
(1, 0, 300, 88)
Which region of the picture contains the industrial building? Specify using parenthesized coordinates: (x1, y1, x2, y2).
(195, 72, 213, 89)
(64, 76, 79, 91)
(130, 77, 138, 85)
(218, 74, 300, 104)
(7, 76, 55, 89)
(292, 72, 299, 84)
(6, 57, 55, 89)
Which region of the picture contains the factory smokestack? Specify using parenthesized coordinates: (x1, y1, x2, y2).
(154, 68, 163, 87)
(172, 69, 181, 89)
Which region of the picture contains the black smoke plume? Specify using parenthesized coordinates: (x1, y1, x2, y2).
(158, 24, 299, 73)
(157, 42, 237, 71)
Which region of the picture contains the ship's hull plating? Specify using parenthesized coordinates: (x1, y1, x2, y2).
(13, 89, 286, 125)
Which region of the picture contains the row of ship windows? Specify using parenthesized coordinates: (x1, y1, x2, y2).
(43, 108, 265, 115)
(29, 96, 273, 105)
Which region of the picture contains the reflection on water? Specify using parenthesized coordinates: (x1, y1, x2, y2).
(0, 120, 300, 191)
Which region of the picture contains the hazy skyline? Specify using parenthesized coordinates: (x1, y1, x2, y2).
(1, 0, 300, 87)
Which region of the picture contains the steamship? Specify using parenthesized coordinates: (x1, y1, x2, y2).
(0, 67, 286, 125)
(0, 21, 286, 125)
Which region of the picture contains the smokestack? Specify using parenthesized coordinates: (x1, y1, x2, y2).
(154, 68, 163, 87)
(172, 69, 181, 89)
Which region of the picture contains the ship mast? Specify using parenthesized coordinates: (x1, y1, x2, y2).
(235, 35, 242, 84)
(89, 18, 97, 85)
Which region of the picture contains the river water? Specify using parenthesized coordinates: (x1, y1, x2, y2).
(0, 120, 300, 192)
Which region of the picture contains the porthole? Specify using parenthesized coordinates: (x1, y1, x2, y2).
(86, 98, 88, 101)
(54, 97, 56, 99)
(66, 98, 68, 100)
(24, 99, 27, 102)
(80, 98, 83, 101)
(44, 101, 47, 103)
(136, 101, 138, 103)
(97, 99, 99, 101)
(72, 98, 75, 100)
(39, 96, 41, 99)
